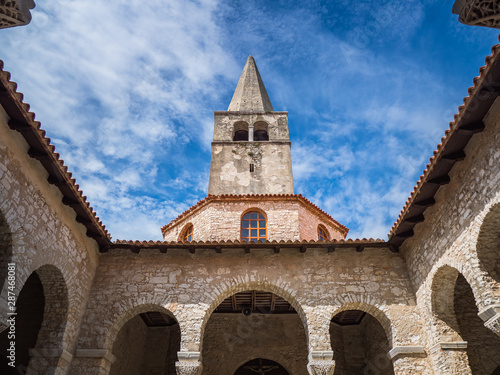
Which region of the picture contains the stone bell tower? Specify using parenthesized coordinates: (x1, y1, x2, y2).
(208, 56, 294, 195)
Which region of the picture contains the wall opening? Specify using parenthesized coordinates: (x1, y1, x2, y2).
(0, 209, 12, 293)
(0, 265, 68, 374)
(202, 290, 308, 374)
(254, 121, 269, 141)
(233, 121, 250, 141)
(0, 272, 44, 374)
(476, 202, 500, 282)
(109, 311, 180, 375)
(330, 310, 394, 375)
(431, 266, 500, 374)
(234, 358, 289, 375)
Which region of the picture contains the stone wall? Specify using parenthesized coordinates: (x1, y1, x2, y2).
(400, 99, 500, 371)
(202, 314, 308, 375)
(209, 111, 294, 195)
(163, 198, 345, 243)
(73, 245, 430, 373)
(0, 105, 100, 373)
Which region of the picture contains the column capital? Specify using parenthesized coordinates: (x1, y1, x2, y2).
(176, 361, 203, 375)
(478, 304, 500, 337)
(307, 360, 335, 375)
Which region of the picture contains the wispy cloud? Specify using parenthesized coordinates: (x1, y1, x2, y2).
(0, 0, 498, 240)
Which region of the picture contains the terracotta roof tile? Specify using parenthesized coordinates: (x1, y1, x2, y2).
(389, 37, 500, 241)
(160, 193, 348, 235)
(0, 60, 110, 246)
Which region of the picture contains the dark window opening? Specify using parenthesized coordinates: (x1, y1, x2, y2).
(254, 130, 269, 141)
(233, 130, 249, 141)
(250, 163, 255, 173)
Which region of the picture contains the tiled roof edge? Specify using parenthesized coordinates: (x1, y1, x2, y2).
(0, 60, 111, 246)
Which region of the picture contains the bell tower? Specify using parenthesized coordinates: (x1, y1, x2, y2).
(208, 56, 294, 195)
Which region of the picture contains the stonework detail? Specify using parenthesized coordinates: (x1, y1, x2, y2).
(0, 0, 34, 29)
(175, 361, 203, 375)
(455, 0, 500, 29)
(1, 41, 500, 375)
(307, 360, 335, 375)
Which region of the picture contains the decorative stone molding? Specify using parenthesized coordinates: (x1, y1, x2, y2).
(177, 351, 201, 362)
(29, 348, 73, 363)
(75, 349, 116, 366)
(429, 341, 468, 354)
(453, 0, 500, 29)
(388, 346, 426, 361)
(308, 351, 333, 361)
(175, 361, 203, 375)
(479, 304, 500, 336)
(307, 360, 335, 375)
(0, 0, 35, 29)
(176, 351, 202, 375)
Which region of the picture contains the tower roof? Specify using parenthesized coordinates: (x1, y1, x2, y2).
(228, 56, 274, 112)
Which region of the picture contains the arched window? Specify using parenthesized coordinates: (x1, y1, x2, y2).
(254, 129, 269, 141)
(241, 211, 267, 243)
(180, 224, 193, 242)
(233, 121, 249, 141)
(317, 225, 329, 241)
(233, 130, 249, 141)
(254, 121, 269, 141)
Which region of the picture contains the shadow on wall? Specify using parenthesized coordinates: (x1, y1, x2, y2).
(476, 202, 500, 283)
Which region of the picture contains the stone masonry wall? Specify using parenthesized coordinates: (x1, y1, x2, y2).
(202, 314, 308, 375)
(400, 98, 500, 371)
(163, 198, 345, 243)
(0, 105, 100, 373)
(72, 245, 431, 374)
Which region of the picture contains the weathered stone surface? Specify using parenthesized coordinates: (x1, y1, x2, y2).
(0, 0, 35, 29)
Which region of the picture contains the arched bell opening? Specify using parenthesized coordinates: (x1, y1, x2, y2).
(234, 358, 289, 375)
(202, 290, 308, 374)
(330, 310, 394, 375)
(109, 310, 180, 375)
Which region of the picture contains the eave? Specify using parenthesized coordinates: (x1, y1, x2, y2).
(0, 60, 111, 247)
(388, 38, 500, 249)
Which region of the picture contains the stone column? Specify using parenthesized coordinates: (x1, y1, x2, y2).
(69, 349, 116, 375)
(307, 351, 335, 375)
(248, 125, 254, 141)
(429, 342, 472, 374)
(26, 348, 73, 375)
(176, 351, 203, 375)
(388, 346, 428, 374)
(479, 304, 500, 337)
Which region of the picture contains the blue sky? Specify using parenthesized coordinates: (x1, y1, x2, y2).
(0, 0, 498, 240)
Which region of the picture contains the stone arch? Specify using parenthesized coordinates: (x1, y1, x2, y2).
(329, 301, 393, 348)
(0, 264, 69, 373)
(253, 121, 269, 141)
(178, 222, 194, 242)
(233, 121, 249, 141)
(200, 280, 309, 349)
(0, 207, 12, 295)
(104, 303, 180, 352)
(430, 265, 463, 342)
(475, 201, 500, 283)
(232, 357, 291, 375)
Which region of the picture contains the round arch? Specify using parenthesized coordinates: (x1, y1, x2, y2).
(178, 222, 194, 242)
(233, 121, 249, 141)
(0, 207, 12, 295)
(200, 280, 309, 350)
(329, 301, 394, 348)
(103, 303, 180, 351)
(232, 357, 290, 375)
(476, 201, 500, 283)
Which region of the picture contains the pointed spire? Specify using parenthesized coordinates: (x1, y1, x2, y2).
(228, 56, 274, 112)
